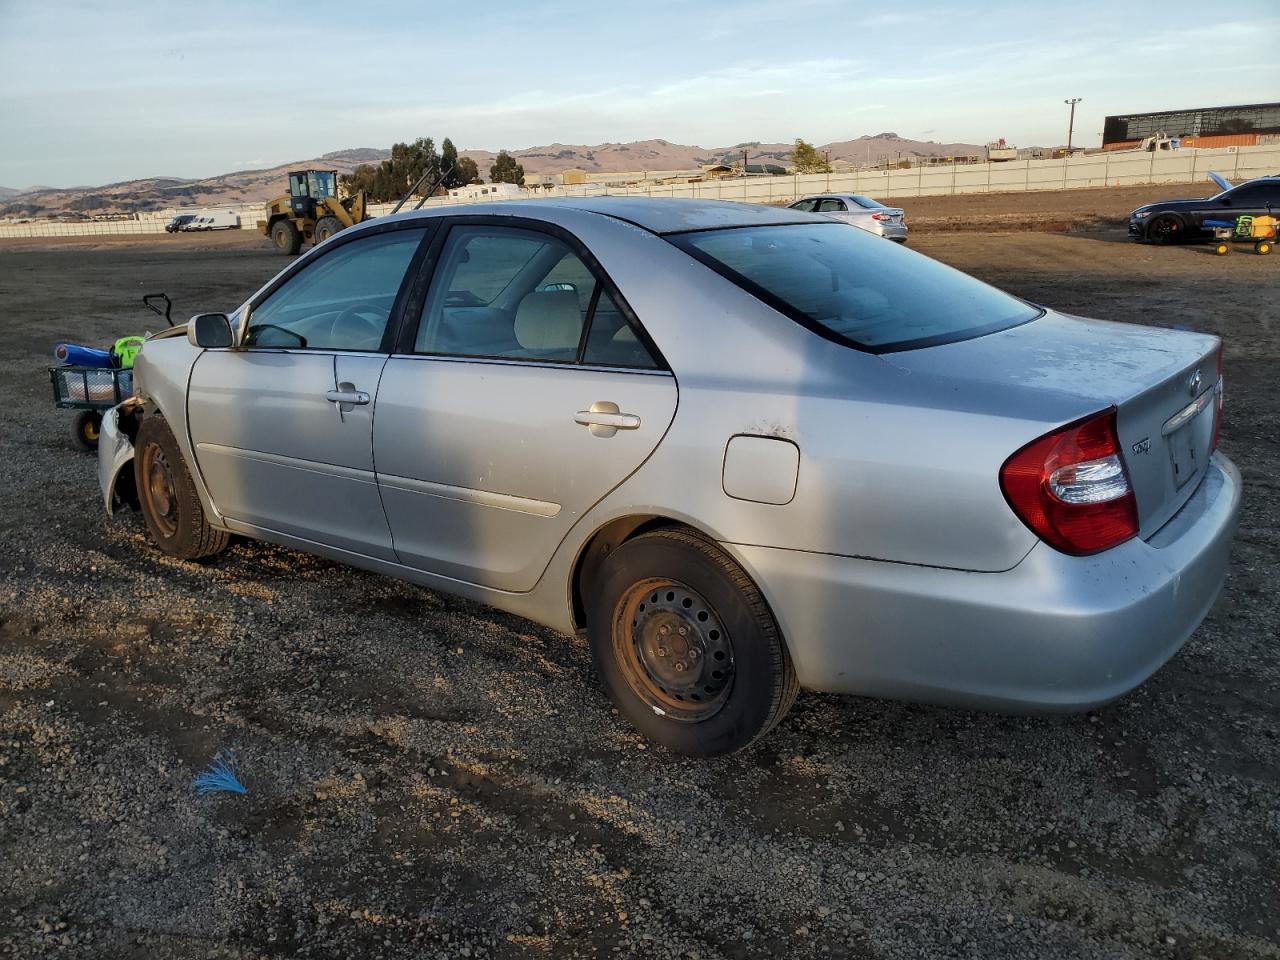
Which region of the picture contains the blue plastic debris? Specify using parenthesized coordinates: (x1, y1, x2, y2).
(193, 754, 247, 796)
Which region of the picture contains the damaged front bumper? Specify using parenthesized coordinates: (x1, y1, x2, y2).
(98, 404, 136, 515)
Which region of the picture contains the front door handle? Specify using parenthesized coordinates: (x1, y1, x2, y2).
(575, 401, 640, 438)
(324, 389, 371, 405)
(325, 381, 370, 422)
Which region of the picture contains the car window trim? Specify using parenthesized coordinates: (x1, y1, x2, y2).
(667, 223, 1044, 355)
(384, 352, 673, 377)
(244, 219, 436, 355)
(394, 214, 669, 372)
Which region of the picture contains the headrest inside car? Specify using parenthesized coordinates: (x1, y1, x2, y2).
(514, 289, 582, 353)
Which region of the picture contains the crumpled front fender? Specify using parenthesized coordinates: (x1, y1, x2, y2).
(98, 405, 136, 515)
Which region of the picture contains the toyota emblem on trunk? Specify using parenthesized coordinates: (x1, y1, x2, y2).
(1188, 369, 1202, 396)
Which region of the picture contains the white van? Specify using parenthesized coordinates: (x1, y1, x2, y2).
(180, 211, 241, 231)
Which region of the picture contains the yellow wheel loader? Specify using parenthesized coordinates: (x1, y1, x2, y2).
(258, 170, 369, 255)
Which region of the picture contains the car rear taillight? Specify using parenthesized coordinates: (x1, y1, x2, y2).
(871, 212, 889, 221)
(999, 409, 1139, 556)
(1211, 349, 1224, 451)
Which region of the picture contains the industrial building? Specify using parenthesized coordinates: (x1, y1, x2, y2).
(1102, 102, 1280, 150)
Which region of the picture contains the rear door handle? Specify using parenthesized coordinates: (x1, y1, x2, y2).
(575, 401, 640, 438)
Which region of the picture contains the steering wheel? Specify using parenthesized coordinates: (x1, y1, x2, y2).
(328, 302, 389, 348)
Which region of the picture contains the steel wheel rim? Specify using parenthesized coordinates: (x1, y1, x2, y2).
(141, 442, 179, 538)
(613, 578, 735, 722)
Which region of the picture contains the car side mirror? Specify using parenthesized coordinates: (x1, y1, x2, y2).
(188, 313, 234, 349)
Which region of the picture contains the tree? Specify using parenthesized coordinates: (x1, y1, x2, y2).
(440, 138, 464, 189)
(455, 155, 480, 184)
(489, 150, 525, 186)
(339, 136, 444, 202)
(791, 138, 832, 174)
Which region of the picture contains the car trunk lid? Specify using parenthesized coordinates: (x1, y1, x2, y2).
(884, 309, 1221, 538)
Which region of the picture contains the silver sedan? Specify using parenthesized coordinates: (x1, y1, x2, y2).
(99, 198, 1240, 755)
(789, 193, 908, 241)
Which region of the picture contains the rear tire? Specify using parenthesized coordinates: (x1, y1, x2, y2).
(1148, 214, 1183, 245)
(73, 410, 101, 451)
(1215, 242, 1230, 256)
(314, 216, 343, 244)
(270, 219, 302, 255)
(587, 529, 798, 755)
(134, 415, 229, 560)
(1256, 240, 1272, 256)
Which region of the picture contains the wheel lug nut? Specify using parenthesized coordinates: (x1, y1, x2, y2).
(674, 662, 686, 672)
(657, 647, 668, 657)
(659, 625, 669, 636)
(678, 626, 688, 636)
(688, 649, 699, 659)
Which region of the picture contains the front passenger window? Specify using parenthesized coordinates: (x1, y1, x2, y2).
(245, 228, 426, 351)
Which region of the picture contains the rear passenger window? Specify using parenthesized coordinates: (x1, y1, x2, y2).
(816, 198, 846, 212)
(416, 227, 588, 361)
(415, 225, 660, 369)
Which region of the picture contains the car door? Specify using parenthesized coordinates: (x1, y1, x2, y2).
(187, 224, 430, 560)
(373, 219, 678, 592)
(1218, 181, 1277, 229)
(815, 197, 865, 229)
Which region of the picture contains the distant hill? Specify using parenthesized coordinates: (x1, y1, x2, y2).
(2, 134, 990, 217)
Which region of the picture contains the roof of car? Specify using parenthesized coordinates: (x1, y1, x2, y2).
(392, 197, 819, 235)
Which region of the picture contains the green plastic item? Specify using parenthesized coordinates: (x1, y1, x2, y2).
(111, 336, 145, 369)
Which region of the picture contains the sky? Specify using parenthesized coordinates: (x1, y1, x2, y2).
(1, 0, 1278, 189)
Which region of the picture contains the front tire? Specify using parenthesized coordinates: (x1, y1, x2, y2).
(587, 529, 798, 755)
(134, 415, 229, 560)
(1147, 214, 1183, 245)
(270, 218, 302, 255)
(314, 216, 342, 243)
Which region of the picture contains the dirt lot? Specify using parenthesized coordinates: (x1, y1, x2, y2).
(1, 220, 1277, 960)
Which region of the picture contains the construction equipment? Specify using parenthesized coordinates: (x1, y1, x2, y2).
(1138, 131, 1180, 152)
(258, 170, 369, 255)
(986, 139, 1018, 162)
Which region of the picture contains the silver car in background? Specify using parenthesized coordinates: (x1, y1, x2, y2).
(789, 193, 909, 241)
(98, 198, 1239, 755)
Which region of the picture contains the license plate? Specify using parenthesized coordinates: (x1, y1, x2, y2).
(1167, 412, 1206, 489)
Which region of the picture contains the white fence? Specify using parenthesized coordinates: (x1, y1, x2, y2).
(4, 144, 1277, 240)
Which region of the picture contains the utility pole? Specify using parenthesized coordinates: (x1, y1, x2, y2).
(1064, 98, 1082, 154)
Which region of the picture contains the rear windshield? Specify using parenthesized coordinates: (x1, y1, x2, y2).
(670, 223, 1040, 352)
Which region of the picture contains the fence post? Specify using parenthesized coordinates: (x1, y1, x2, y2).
(917, 164, 923, 197)
(951, 159, 956, 195)
(1104, 151, 1110, 186)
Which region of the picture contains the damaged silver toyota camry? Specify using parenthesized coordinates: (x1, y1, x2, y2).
(98, 198, 1241, 755)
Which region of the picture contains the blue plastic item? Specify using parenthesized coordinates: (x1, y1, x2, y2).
(54, 343, 113, 367)
(193, 754, 247, 796)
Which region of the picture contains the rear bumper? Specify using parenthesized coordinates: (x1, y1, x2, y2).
(729, 453, 1241, 712)
(865, 221, 908, 241)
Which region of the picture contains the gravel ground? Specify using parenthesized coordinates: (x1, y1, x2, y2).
(0, 224, 1277, 960)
